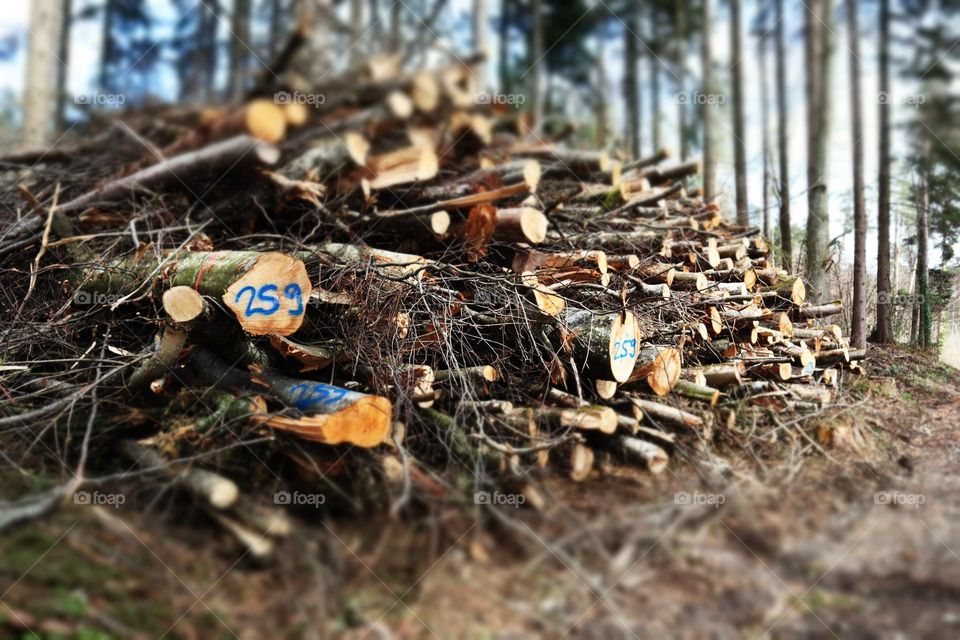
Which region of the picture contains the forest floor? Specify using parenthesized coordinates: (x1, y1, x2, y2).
(2, 344, 959, 640)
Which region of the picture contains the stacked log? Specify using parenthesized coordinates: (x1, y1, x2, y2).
(6, 50, 864, 510)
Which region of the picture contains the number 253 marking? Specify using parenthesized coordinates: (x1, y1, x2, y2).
(234, 283, 304, 317)
(613, 339, 637, 360)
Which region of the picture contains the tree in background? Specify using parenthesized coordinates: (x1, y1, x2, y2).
(804, 0, 835, 300)
(228, 0, 252, 99)
(757, 22, 771, 241)
(529, 0, 544, 131)
(673, 0, 688, 161)
(875, 0, 894, 342)
(902, 8, 960, 349)
(847, 0, 867, 348)
(22, 0, 63, 149)
(623, 0, 641, 159)
(730, 0, 748, 226)
(701, 0, 716, 201)
(55, 0, 72, 133)
(774, 0, 791, 262)
(472, 0, 489, 87)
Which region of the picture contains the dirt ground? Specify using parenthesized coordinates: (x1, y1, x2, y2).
(2, 345, 959, 640)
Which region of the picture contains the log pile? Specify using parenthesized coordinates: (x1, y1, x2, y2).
(0, 51, 863, 531)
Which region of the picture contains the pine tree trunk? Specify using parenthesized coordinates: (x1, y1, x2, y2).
(472, 0, 488, 87)
(804, 0, 834, 300)
(268, 0, 283, 58)
(875, 0, 894, 342)
(55, 0, 72, 133)
(674, 0, 687, 161)
(731, 0, 748, 226)
(595, 34, 607, 148)
(498, 0, 510, 92)
(701, 0, 716, 201)
(624, 1, 641, 159)
(775, 0, 791, 261)
(847, 0, 867, 349)
(22, 0, 62, 149)
(760, 29, 771, 240)
(99, 0, 116, 92)
(349, 0, 364, 66)
(228, 0, 252, 100)
(530, 0, 544, 132)
(650, 10, 661, 150)
(916, 168, 932, 349)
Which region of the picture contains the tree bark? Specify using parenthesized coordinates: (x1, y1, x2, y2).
(55, 0, 72, 133)
(731, 0, 748, 226)
(847, 0, 867, 349)
(759, 27, 771, 241)
(875, 0, 894, 342)
(624, 0, 641, 159)
(701, 0, 716, 201)
(775, 0, 791, 261)
(472, 0, 488, 87)
(22, 0, 63, 149)
(674, 0, 688, 161)
(804, 0, 834, 301)
(530, 0, 545, 132)
(227, 0, 252, 100)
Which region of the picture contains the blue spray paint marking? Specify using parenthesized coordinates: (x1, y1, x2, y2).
(234, 283, 305, 317)
(613, 339, 637, 361)
(288, 382, 349, 410)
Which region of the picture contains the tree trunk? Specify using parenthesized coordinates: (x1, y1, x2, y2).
(349, 0, 365, 66)
(650, 9, 661, 150)
(22, 0, 63, 149)
(701, 0, 717, 200)
(595, 33, 607, 148)
(875, 0, 893, 342)
(498, 0, 510, 92)
(804, 0, 834, 300)
(268, 0, 284, 58)
(55, 0, 72, 133)
(916, 168, 931, 349)
(530, 0, 545, 132)
(674, 0, 687, 161)
(775, 0, 791, 261)
(228, 0, 252, 100)
(624, 0, 641, 159)
(472, 0, 488, 87)
(846, 0, 866, 349)
(730, 0, 748, 226)
(99, 0, 116, 92)
(759, 27, 771, 240)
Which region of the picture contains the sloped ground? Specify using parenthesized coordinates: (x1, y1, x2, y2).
(2, 345, 958, 639)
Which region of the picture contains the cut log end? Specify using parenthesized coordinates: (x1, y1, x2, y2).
(222, 253, 312, 337)
(245, 99, 288, 143)
(265, 395, 392, 447)
(608, 311, 641, 383)
(163, 286, 205, 323)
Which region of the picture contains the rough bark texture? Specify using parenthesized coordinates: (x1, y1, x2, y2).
(875, 0, 894, 343)
(847, 0, 867, 349)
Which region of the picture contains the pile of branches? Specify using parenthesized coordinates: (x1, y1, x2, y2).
(0, 52, 861, 545)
